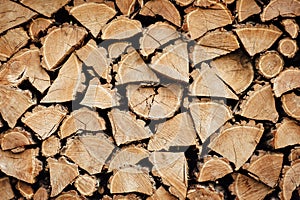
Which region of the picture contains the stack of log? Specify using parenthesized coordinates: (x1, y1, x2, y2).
(0, 0, 300, 199)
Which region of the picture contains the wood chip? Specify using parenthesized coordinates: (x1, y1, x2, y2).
(0, 177, 15, 200)
(70, 2, 116, 37)
(187, 186, 224, 200)
(116, 0, 136, 16)
(17, 181, 34, 199)
(280, 160, 300, 200)
(42, 136, 61, 157)
(236, 0, 261, 22)
(29, 18, 53, 40)
(273, 68, 300, 97)
(147, 186, 176, 200)
(75, 174, 98, 196)
(289, 147, 300, 163)
(281, 19, 299, 39)
(33, 187, 49, 200)
(278, 37, 298, 58)
(273, 119, 300, 149)
(282, 92, 300, 120)
(255, 51, 284, 79)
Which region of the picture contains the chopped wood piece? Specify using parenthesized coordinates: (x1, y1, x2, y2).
(41, 25, 87, 71)
(108, 42, 131, 59)
(0, 28, 29, 61)
(273, 68, 300, 97)
(210, 51, 254, 94)
(0, 0, 36, 34)
(186, 3, 233, 39)
(29, 18, 53, 40)
(0, 177, 14, 200)
(80, 78, 120, 109)
(75, 174, 98, 196)
(209, 123, 264, 169)
(62, 133, 116, 174)
(108, 108, 152, 146)
(238, 84, 279, 123)
(20, 0, 70, 17)
(192, 30, 240, 64)
(289, 147, 300, 162)
(33, 187, 49, 200)
(150, 152, 187, 199)
(127, 84, 183, 120)
(175, 0, 194, 6)
(261, 0, 300, 22)
(48, 157, 79, 197)
(116, 0, 136, 16)
(55, 190, 82, 200)
(59, 107, 106, 139)
(197, 156, 232, 182)
(115, 49, 159, 85)
(278, 38, 298, 58)
(234, 24, 282, 56)
(229, 173, 273, 200)
(193, 0, 219, 7)
(140, 0, 181, 27)
(273, 119, 300, 149)
(70, 2, 116, 37)
(236, 0, 261, 22)
(280, 160, 300, 200)
(282, 92, 300, 120)
(113, 194, 141, 200)
(17, 181, 34, 199)
(189, 63, 239, 100)
(148, 112, 197, 151)
(147, 186, 176, 200)
(42, 136, 61, 157)
(150, 41, 189, 83)
(281, 19, 299, 38)
(255, 51, 284, 79)
(187, 186, 224, 200)
(110, 166, 154, 195)
(0, 148, 42, 183)
(0, 86, 35, 128)
(140, 22, 180, 56)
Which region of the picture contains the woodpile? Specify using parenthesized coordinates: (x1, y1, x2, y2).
(0, 0, 300, 199)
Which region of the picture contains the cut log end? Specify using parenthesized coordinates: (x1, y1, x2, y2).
(256, 51, 284, 79)
(278, 38, 298, 58)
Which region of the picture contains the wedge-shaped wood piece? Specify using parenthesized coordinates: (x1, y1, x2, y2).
(48, 157, 79, 197)
(115, 49, 159, 84)
(0, 0, 36, 34)
(150, 152, 188, 199)
(280, 160, 300, 200)
(17, 181, 34, 199)
(70, 2, 116, 37)
(41, 25, 87, 71)
(197, 156, 233, 182)
(113, 193, 141, 200)
(75, 174, 98, 196)
(209, 123, 264, 170)
(29, 18, 53, 40)
(261, 0, 300, 22)
(108, 42, 131, 59)
(33, 187, 48, 200)
(63, 133, 116, 174)
(175, 0, 194, 6)
(148, 112, 197, 151)
(187, 186, 224, 200)
(256, 51, 284, 79)
(192, 30, 239, 64)
(0, 177, 15, 200)
(236, 0, 261, 22)
(0, 28, 29, 61)
(147, 186, 176, 200)
(189, 63, 239, 100)
(150, 41, 189, 83)
(108, 108, 152, 146)
(140, 0, 181, 26)
(273, 119, 300, 149)
(281, 19, 299, 38)
(140, 22, 180, 56)
(230, 173, 273, 200)
(116, 0, 136, 16)
(282, 92, 300, 120)
(22, 105, 67, 140)
(273, 68, 300, 97)
(127, 84, 183, 120)
(186, 3, 233, 39)
(211, 51, 254, 94)
(55, 190, 82, 200)
(194, 0, 220, 7)
(60, 107, 106, 139)
(234, 24, 282, 56)
(0, 86, 35, 128)
(21, 0, 70, 17)
(238, 84, 279, 123)
(0, 148, 42, 183)
(42, 136, 61, 157)
(110, 166, 154, 195)
(278, 38, 298, 58)
(289, 147, 300, 162)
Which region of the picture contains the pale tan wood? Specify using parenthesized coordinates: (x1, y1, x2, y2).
(70, 2, 116, 37)
(148, 112, 197, 151)
(175, 0, 194, 6)
(140, 22, 180, 56)
(48, 157, 79, 197)
(150, 41, 189, 83)
(113, 194, 141, 200)
(273, 119, 300, 149)
(192, 30, 239, 64)
(42, 136, 61, 157)
(0, 177, 14, 200)
(108, 42, 131, 59)
(236, 0, 261, 22)
(108, 108, 152, 146)
(281, 19, 299, 39)
(187, 186, 224, 200)
(189, 63, 239, 100)
(0, 148, 42, 183)
(282, 92, 300, 120)
(261, 0, 300, 22)
(289, 147, 300, 162)
(273, 68, 300, 97)
(278, 38, 298, 58)
(127, 84, 183, 120)
(234, 24, 282, 56)
(29, 18, 53, 40)
(0, 86, 36, 128)
(55, 190, 82, 200)
(17, 181, 34, 199)
(116, 0, 136, 16)
(186, 3, 233, 39)
(280, 160, 300, 200)
(41, 25, 87, 71)
(194, 0, 219, 7)
(33, 187, 49, 200)
(0, 28, 29, 61)
(256, 51, 284, 79)
(150, 152, 187, 199)
(21, 0, 70, 17)
(73, 0, 112, 7)
(62, 133, 116, 174)
(147, 186, 176, 200)
(210, 51, 254, 94)
(75, 174, 98, 196)
(238, 84, 279, 123)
